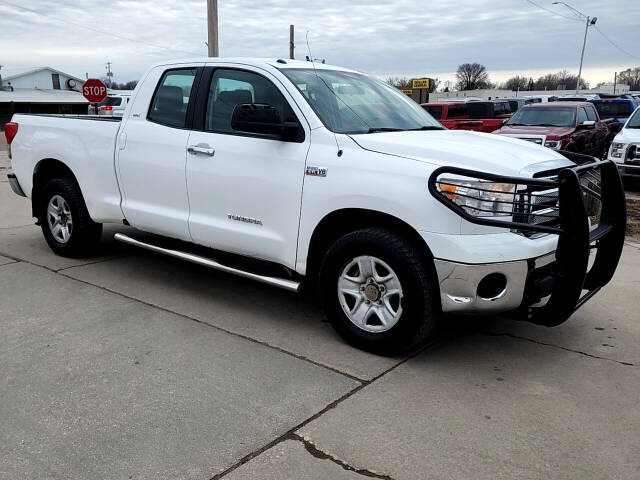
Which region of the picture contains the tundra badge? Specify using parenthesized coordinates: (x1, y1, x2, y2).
(227, 214, 263, 225)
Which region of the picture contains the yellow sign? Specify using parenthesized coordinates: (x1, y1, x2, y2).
(412, 78, 430, 89)
(401, 89, 413, 96)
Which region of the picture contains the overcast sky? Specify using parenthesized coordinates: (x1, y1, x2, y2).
(1, 0, 639, 87)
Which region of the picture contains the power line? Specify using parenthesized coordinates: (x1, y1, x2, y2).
(0, 0, 202, 57)
(523, 0, 582, 22)
(523, 1, 639, 62)
(593, 26, 640, 61)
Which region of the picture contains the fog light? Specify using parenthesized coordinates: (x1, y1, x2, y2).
(477, 273, 507, 300)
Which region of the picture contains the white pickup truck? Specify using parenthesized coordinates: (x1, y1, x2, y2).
(5, 58, 626, 354)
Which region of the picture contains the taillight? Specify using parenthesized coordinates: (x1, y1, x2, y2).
(4, 122, 18, 144)
(104, 106, 113, 111)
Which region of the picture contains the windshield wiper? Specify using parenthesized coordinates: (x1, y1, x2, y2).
(366, 127, 403, 133)
(407, 126, 444, 131)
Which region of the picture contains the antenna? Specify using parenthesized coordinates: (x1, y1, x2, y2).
(306, 31, 342, 156)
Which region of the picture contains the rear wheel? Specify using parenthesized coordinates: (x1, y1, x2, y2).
(40, 178, 102, 257)
(319, 227, 439, 355)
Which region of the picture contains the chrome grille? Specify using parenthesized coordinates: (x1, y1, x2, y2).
(512, 165, 602, 235)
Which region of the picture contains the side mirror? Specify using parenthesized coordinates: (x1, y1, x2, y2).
(579, 120, 596, 129)
(231, 103, 301, 141)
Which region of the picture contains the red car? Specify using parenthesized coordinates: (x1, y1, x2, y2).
(493, 102, 614, 157)
(421, 101, 512, 133)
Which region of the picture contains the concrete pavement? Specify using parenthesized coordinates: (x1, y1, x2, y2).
(1, 143, 639, 479)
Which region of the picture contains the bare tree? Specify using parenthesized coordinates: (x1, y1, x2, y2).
(384, 76, 440, 93)
(533, 71, 588, 91)
(455, 63, 490, 90)
(383, 76, 412, 90)
(502, 75, 529, 91)
(618, 67, 640, 90)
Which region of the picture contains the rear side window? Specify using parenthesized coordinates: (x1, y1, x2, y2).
(447, 103, 468, 118)
(204, 68, 297, 134)
(100, 96, 122, 107)
(423, 105, 442, 119)
(148, 68, 197, 128)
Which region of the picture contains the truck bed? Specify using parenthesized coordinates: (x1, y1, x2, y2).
(9, 113, 124, 223)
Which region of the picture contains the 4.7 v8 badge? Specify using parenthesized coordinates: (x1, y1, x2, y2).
(305, 166, 327, 177)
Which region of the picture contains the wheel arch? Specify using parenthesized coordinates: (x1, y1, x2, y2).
(31, 158, 81, 220)
(304, 208, 437, 285)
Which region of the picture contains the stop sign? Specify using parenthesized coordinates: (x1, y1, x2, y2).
(82, 78, 108, 103)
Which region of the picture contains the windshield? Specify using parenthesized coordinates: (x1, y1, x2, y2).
(594, 102, 632, 118)
(507, 107, 575, 127)
(280, 68, 442, 134)
(627, 108, 640, 128)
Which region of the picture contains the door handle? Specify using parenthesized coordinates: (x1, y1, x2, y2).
(187, 143, 215, 156)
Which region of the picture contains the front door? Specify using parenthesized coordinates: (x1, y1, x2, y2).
(117, 67, 200, 240)
(186, 66, 309, 268)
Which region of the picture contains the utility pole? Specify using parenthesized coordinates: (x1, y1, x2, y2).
(289, 25, 295, 60)
(575, 16, 590, 95)
(105, 62, 113, 88)
(552, 2, 596, 95)
(613, 71, 617, 94)
(207, 0, 219, 57)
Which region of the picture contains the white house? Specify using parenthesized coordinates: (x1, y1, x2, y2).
(0, 67, 88, 128)
(0, 66, 85, 91)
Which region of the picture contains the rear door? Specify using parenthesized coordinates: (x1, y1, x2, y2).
(185, 65, 310, 268)
(117, 66, 202, 240)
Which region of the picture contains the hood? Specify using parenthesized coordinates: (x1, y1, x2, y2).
(615, 127, 640, 144)
(496, 125, 574, 139)
(349, 129, 572, 176)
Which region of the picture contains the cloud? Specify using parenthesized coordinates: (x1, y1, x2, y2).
(0, 0, 638, 84)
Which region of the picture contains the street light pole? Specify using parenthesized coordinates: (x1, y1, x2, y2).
(552, 2, 597, 94)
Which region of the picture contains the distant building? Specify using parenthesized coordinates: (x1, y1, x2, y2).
(0, 66, 88, 128)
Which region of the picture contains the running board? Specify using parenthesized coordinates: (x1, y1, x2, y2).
(114, 233, 301, 293)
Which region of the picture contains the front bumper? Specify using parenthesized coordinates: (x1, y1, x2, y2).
(428, 153, 626, 326)
(7, 173, 26, 197)
(435, 253, 554, 315)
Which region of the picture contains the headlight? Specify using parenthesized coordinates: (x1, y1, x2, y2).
(437, 178, 516, 218)
(544, 140, 561, 150)
(610, 142, 626, 159)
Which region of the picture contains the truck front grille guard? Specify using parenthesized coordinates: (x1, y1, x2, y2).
(427, 155, 626, 326)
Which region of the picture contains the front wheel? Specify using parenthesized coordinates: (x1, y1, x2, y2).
(319, 227, 439, 355)
(40, 178, 102, 257)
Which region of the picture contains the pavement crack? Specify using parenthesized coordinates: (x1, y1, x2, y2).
(210, 345, 430, 479)
(292, 433, 395, 479)
(482, 331, 636, 366)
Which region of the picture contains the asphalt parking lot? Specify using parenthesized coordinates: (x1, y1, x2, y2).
(1, 142, 639, 479)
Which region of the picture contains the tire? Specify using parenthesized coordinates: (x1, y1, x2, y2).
(39, 178, 103, 257)
(319, 227, 439, 355)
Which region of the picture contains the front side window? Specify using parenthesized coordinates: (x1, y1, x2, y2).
(148, 68, 197, 128)
(280, 68, 441, 134)
(205, 69, 297, 134)
(578, 107, 588, 124)
(507, 107, 576, 127)
(585, 105, 597, 121)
